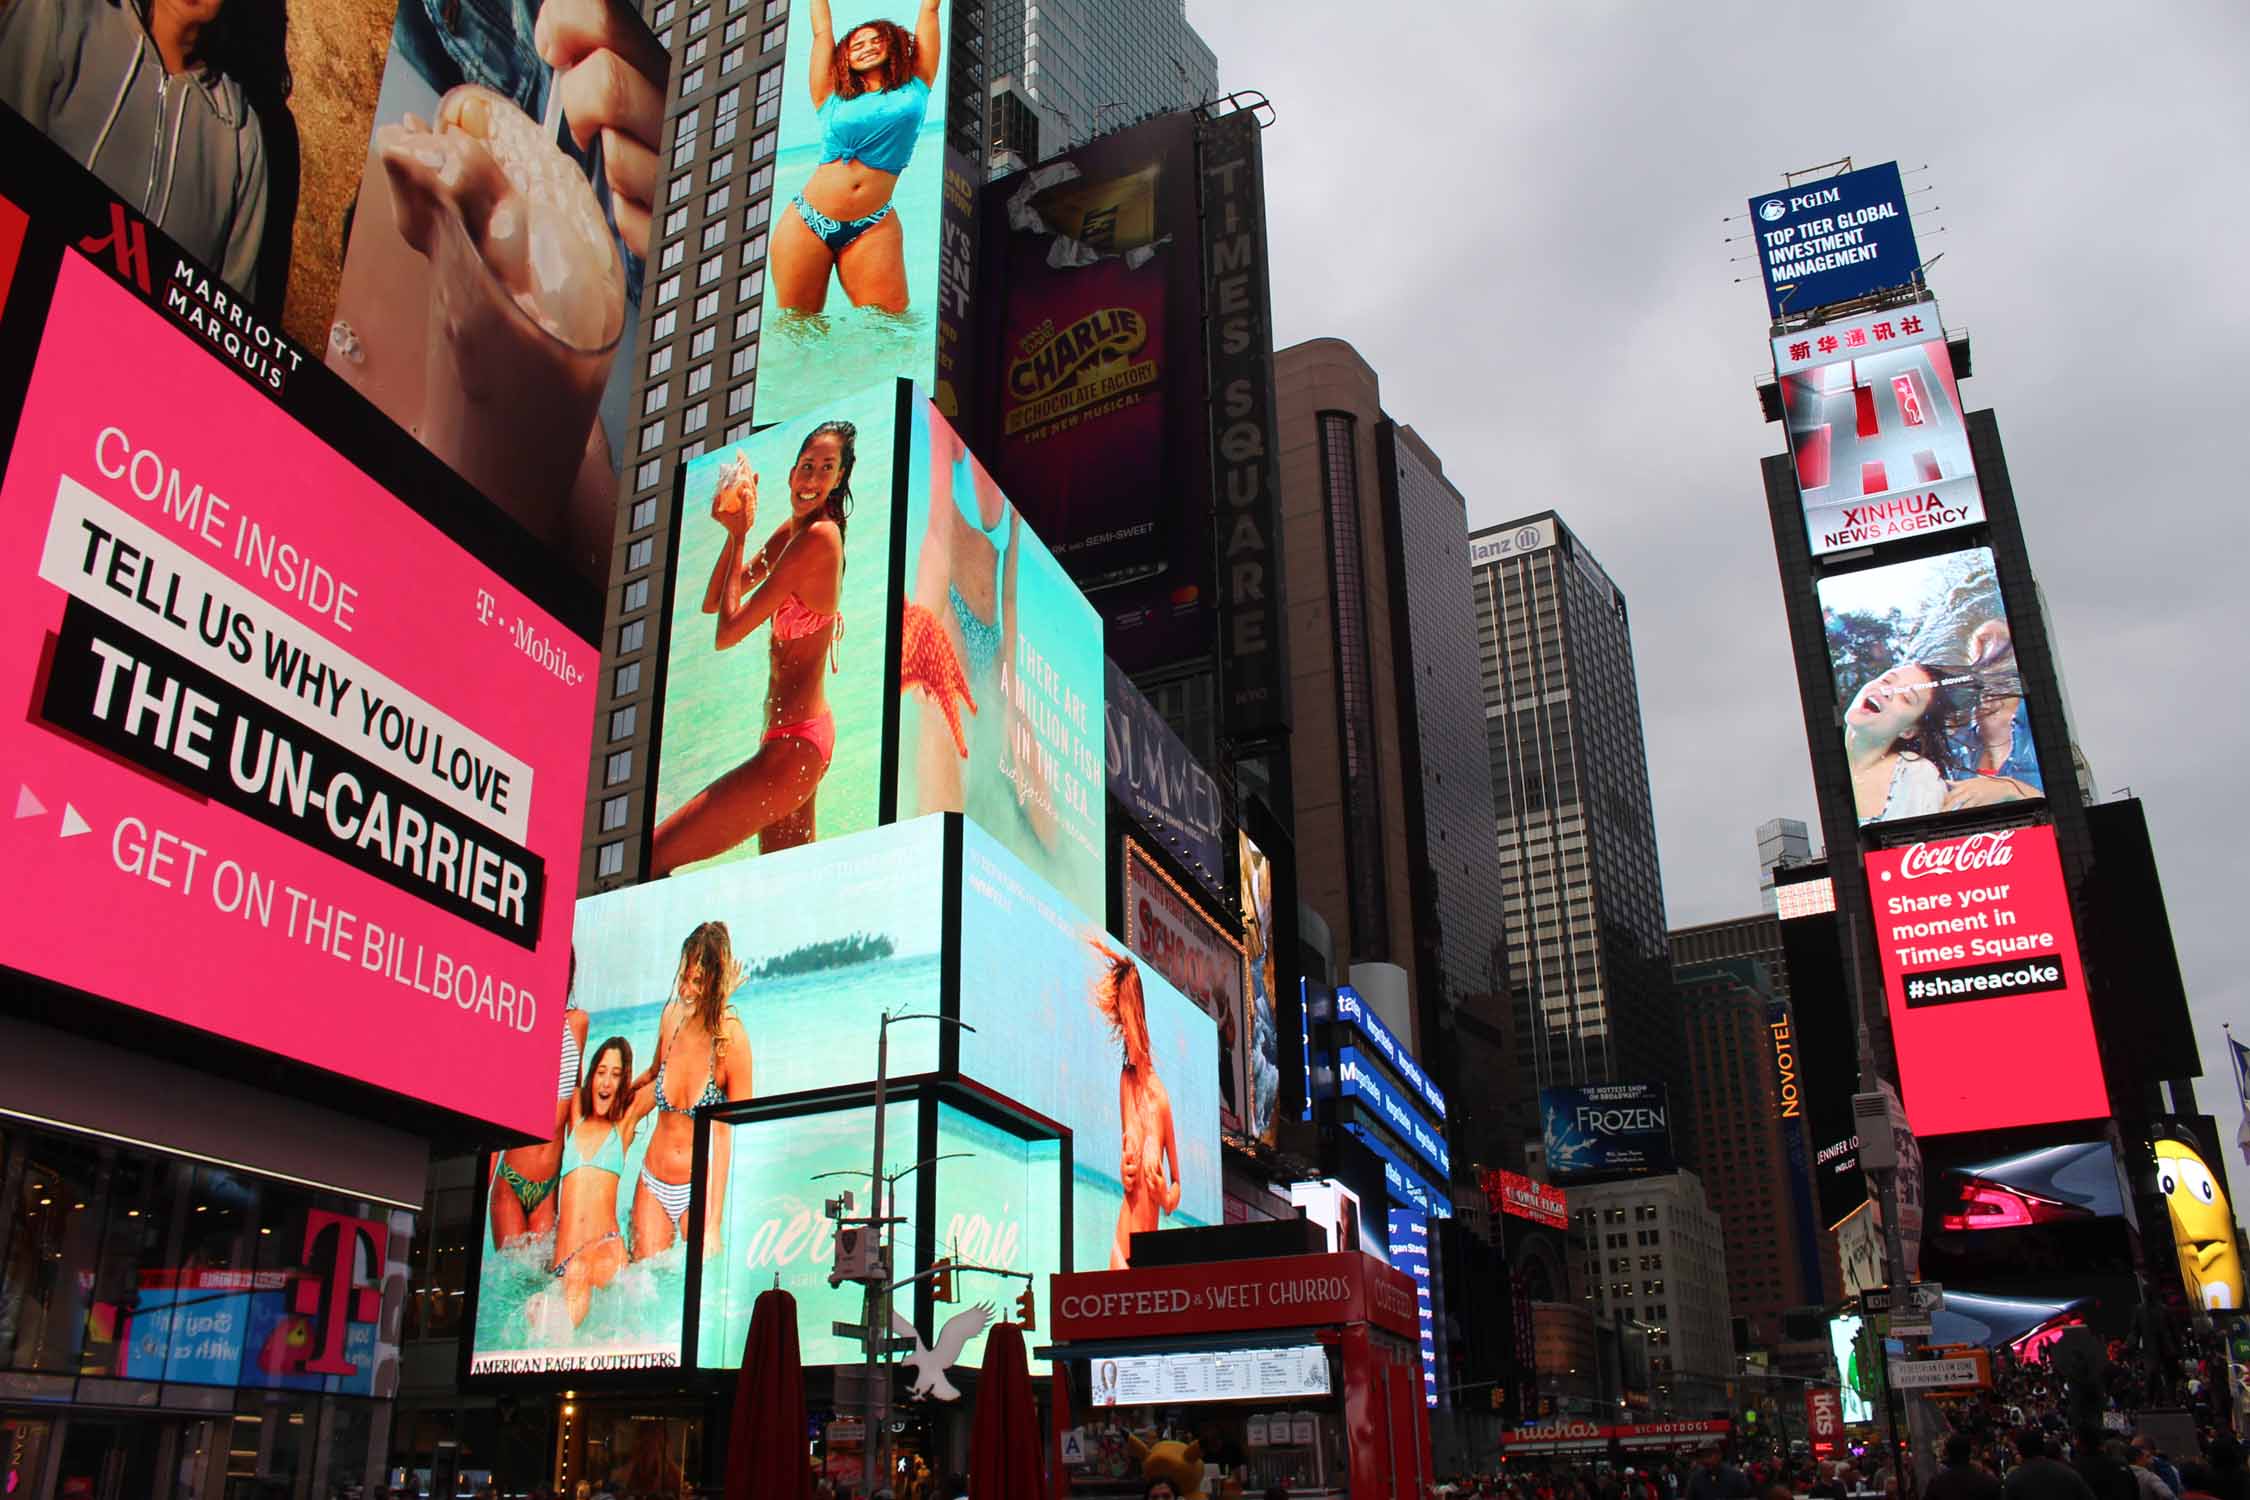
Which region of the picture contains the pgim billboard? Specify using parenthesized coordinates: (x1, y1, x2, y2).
(1819, 546, 2045, 827)
(1774, 301, 1985, 557)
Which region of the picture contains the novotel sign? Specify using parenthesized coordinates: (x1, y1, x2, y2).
(1051, 1252, 1420, 1344)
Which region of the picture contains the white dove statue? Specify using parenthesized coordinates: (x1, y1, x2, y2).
(891, 1301, 994, 1402)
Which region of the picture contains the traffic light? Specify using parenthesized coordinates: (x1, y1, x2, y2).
(1490, 1386, 1507, 1412)
(1014, 1283, 1036, 1330)
(931, 1258, 954, 1303)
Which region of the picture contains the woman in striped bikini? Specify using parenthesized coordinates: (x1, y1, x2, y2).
(488, 951, 591, 1248)
(623, 921, 751, 1260)
(650, 421, 855, 874)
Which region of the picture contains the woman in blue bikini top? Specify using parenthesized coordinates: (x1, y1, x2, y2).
(770, 0, 940, 315)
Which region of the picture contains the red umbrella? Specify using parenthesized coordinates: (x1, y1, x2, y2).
(968, 1321, 1044, 1500)
(725, 1286, 812, 1500)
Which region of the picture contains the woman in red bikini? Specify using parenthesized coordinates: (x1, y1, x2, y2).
(1088, 939, 1180, 1270)
(650, 421, 854, 874)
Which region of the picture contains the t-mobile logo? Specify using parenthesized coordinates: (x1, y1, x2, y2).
(291, 1210, 387, 1377)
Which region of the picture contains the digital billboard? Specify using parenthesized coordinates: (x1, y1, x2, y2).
(928, 1102, 1065, 1372)
(1747, 162, 1919, 319)
(0, 0, 402, 347)
(751, 0, 953, 427)
(1820, 546, 2045, 826)
(324, 0, 668, 582)
(1540, 1085, 1674, 1183)
(1775, 301, 1984, 556)
(958, 821, 1221, 1271)
(652, 386, 902, 875)
(1106, 659, 1225, 897)
(897, 400, 1103, 919)
(1123, 839, 1247, 1133)
(1480, 1169, 1567, 1230)
(695, 1100, 919, 1371)
(2149, 1117, 2242, 1312)
(1238, 829, 1283, 1147)
(0, 224, 594, 1140)
(1864, 825, 2106, 1137)
(976, 112, 1211, 672)
(1827, 1315, 1875, 1424)
(469, 817, 944, 1374)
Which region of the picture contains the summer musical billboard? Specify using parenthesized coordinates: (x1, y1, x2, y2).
(0, 219, 593, 1141)
(1820, 547, 2045, 827)
(751, 0, 953, 427)
(1864, 825, 2107, 1137)
(1774, 301, 1985, 557)
(323, 0, 670, 583)
(957, 821, 1221, 1271)
(469, 817, 944, 1375)
(896, 400, 1104, 920)
(1123, 838, 1247, 1134)
(651, 385, 902, 876)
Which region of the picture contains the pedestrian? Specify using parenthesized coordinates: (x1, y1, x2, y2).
(2135, 1441, 2184, 1499)
(2127, 1443, 2179, 1500)
(1928, 1435, 2004, 1500)
(1691, 1450, 1753, 1500)
(2006, 1432, 2097, 1500)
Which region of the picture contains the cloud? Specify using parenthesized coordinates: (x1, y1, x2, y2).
(1188, 0, 2250, 1207)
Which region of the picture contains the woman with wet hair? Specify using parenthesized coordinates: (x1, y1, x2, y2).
(623, 921, 751, 1260)
(1088, 938, 1179, 1270)
(652, 420, 855, 873)
(1841, 659, 1977, 822)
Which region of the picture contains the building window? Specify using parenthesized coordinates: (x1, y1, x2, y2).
(655, 273, 680, 305)
(608, 705, 637, 741)
(725, 383, 753, 416)
(634, 459, 663, 490)
(739, 232, 768, 265)
(671, 105, 700, 166)
(600, 795, 630, 832)
(730, 343, 757, 377)
(613, 662, 642, 697)
(618, 620, 646, 654)
(669, 173, 692, 204)
(626, 537, 654, 571)
(685, 364, 712, 396)
(643, 384, 669, 415)
(752, 130, 775, 160)
(743, 196, 771, 230)
(763, 0, 784, 19)
(630, 496, 659, 530)
(682, 401, 709, 435)
(658, 239, 685, 271)
(708, 150, 735, 182)
(596, 842, 626, 877)
(663, 205, 689, 238)
(691, 325, 717, 358)
(720, 44, 744, 75)
(686, 4, 709, 33)
(701, 219, 727, 251)
(640, 418, 666, 452)
(693, 290, 720, 321)
(762, 21, 782, 49)
(723, 14, 746, 43)
(652, 0, 676, 23)
(739, 265, 765, 300)
(653, 308, 677, 340)
(697, 252, 723, 286)
(747, 163, 773, 196)
(646, 345, 673, 379)
(623, 578, 650, 613)
(681, 65, 704, 95)
(682, 439, 706, 461)
(725, 420, 753, 444)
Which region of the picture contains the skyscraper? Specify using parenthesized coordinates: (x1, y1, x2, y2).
(1275, 339, 1512, 1166)
(1471, 515, 1674, 1100)
(987, 0, 1218, 164)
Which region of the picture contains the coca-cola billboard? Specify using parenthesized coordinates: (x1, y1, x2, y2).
(1864, 825, 2107, 1136)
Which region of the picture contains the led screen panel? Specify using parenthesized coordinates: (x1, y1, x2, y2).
(1774, 301, 1984, 557)
(1864, 825, 2106, 1137)
(928, 1102, 1065, 1373)
(1820, 547, 2045, 827)
(896, 400, 1104, 920)
(1239, 829, 1281, 1147)
(1828, 1315, 1875, 1424)
(751, 0, 953, 426)
(468, 817, 943, 1375)
(957, 821, 1220, 1270)
(651, 386, 902, 875)
(324, 0, 671, 582)
(0, 239, 594, 1141)
(1123, 840, 1247, 1134)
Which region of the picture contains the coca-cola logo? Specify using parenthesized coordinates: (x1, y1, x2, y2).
(1896, 829, 2016, 880)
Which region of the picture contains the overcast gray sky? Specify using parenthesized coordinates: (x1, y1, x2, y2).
(1188, 2, 2249, 1174)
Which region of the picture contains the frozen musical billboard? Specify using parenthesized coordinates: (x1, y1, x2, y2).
(1774, 301, 1985, 557)
(0, 153, 595, 1140)
(1865, 826, 2107, 1137)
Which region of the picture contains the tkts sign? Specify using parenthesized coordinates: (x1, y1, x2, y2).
(1864, 825, 2108, 1136)
(1805, 1388, 1843, 1455)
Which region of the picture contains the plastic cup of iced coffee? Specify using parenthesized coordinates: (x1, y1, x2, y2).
(377, 85, 624, 534)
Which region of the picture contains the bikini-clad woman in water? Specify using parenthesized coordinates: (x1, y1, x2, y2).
(769, 0, 940, 314)
(1088, 939, 1180, 1270)
(542, 1035, 636, 1328)
(623, 922, 750, 1259)
(650, 423, 854, 874)
(489, 950, 591, 1248)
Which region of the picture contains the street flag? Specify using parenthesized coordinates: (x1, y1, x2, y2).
(2231, 1031, 2250, 1166)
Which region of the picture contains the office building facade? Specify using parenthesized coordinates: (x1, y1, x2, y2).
(1569, 1173, 1733, 1417)
(1471, 515, 1675, 1102)
(986, 0, 1217, 164)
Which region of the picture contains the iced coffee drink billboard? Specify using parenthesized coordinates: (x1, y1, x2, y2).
(325, 0, 670, 584)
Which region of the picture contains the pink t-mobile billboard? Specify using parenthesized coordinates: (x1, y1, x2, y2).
(0, 248, 596, 1139)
